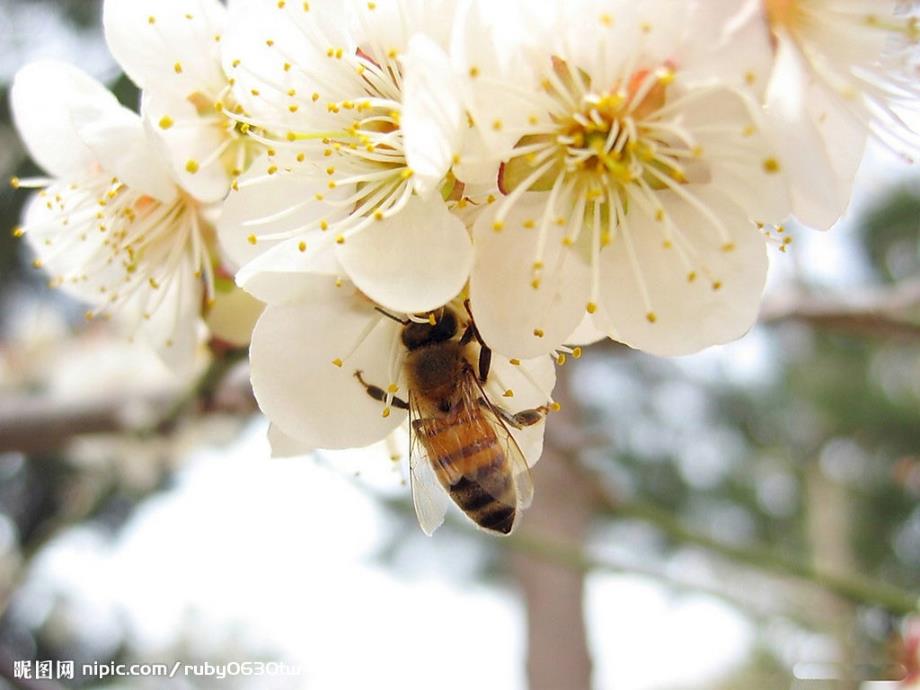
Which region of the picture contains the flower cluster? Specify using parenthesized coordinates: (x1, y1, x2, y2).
(11, 0, 919, 532)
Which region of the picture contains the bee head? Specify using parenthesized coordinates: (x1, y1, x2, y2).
(401, 309, 458, 350)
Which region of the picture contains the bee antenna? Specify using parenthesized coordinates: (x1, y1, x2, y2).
(375, 307, 409, 325)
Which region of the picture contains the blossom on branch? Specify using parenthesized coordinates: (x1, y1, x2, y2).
(11, 61, 216, 374)
(465, 0, 791, 358)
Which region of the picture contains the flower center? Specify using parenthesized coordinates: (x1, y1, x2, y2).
(764, 0, 800, 29)
(499, 60, 694, 225)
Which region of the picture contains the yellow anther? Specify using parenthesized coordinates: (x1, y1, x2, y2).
(533, 328, 545, 338)
(335, 235, 346, 244)
(503, 389, 515, 398)
(158, 116, 174, 130)
(762, 158, 781, 173)
(687, 271, 698, 283)
(382, 407, 391, 418)
(492, 220, 504, 232)
(556, 354, 567, 366)
(332, 358, 344, 368)
(509, 358, 521, 366)
(298, 241, 307, 252)
(185, 159, 200, 174)
(12, 227, 24, 238)
(387, 384, 399, 394)
(550, 402, 562, 412)
(174, 62, 183, 74)
(646, 312, 657, 323)
(9, 177, 20, 189)
(248, 234, 258, 245)
(31, 258, 43, 269)
(586, 302, 598, 314)
(572, 347, 583, 359)
(722, 242, 736, 252)
(712, 281, 723, 291)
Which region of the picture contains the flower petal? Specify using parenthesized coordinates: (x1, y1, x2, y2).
(103, 0, 227, 98)
(679, 0, 774, 96)
(599, 187, 768, 357)
(250, 278, 407, 449)
(268, 424, 314, 458)
(400, 34, 465, 196)
(142, 90, 230, 203)
(205, 285, 265, 347)
(470, 197, 590, 360)
(766, 32, 866, 229)
(75, 103, 178, 203)
(138, 255, 206, 377)
(485, 354, 556, 468)
(337, 196, 473, 314)
(218, 155, 350, 270)
(11, 60, 120, 179)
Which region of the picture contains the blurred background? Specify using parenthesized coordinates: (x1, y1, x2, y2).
(0, 1, 918, 688)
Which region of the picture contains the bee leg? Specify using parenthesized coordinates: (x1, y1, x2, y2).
(461, 300, 492, 383)
(482, 399, 549, 429)
(354, 371, 409, 410)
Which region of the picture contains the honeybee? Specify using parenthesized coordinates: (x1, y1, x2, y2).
(355, 303, 550, 536)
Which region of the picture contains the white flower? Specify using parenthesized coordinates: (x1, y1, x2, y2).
(11, 61, 216, 374)
(759, 0, 920, 229)
(103, 0, 262, 203)
(465, 0, 790, 359)
(215, 0, 493, 314)
(248, 276, 556, 471)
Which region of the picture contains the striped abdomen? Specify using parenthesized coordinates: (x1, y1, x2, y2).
(416, 411, 518, 535)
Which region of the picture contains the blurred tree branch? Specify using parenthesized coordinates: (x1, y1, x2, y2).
(761, 279, 920, 339)
(600, 496, 919, 616)
(0, 349, 253, 455)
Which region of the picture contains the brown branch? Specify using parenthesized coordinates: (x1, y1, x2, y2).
(761, 279, 920, 339)
(0, 351, 254, 455)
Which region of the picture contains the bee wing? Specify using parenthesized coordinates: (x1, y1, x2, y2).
(461, 370, 535, 512)
(408, 393, 450, 536)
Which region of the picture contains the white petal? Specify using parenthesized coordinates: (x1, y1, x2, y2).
(485, 354, 556, 468)
(268, 424, 314, 458)
(142, 91, 230, 203)
(218, 156, 350, 270)
(139, 256, 206, 377)
(11, 61, 120, 179)
(250, 278, 407, 449)
(75, 103, 178, 203)
(103, 0, 227, 98)
(679, 0, 774, 96)
(469, 197, 591, 360)
(566, 313, 610, 347)
(680, 86, 791, 224)
(766, 33, 866, 229)
(401, 34, 465, 195)
(337, 196, 473, 314)
(222, 0, 356, 125)
(205, 285, 265, 347)
(599, 187, 768, 357)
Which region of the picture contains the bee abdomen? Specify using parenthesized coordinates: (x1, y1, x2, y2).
(446, 453, 517, 535)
